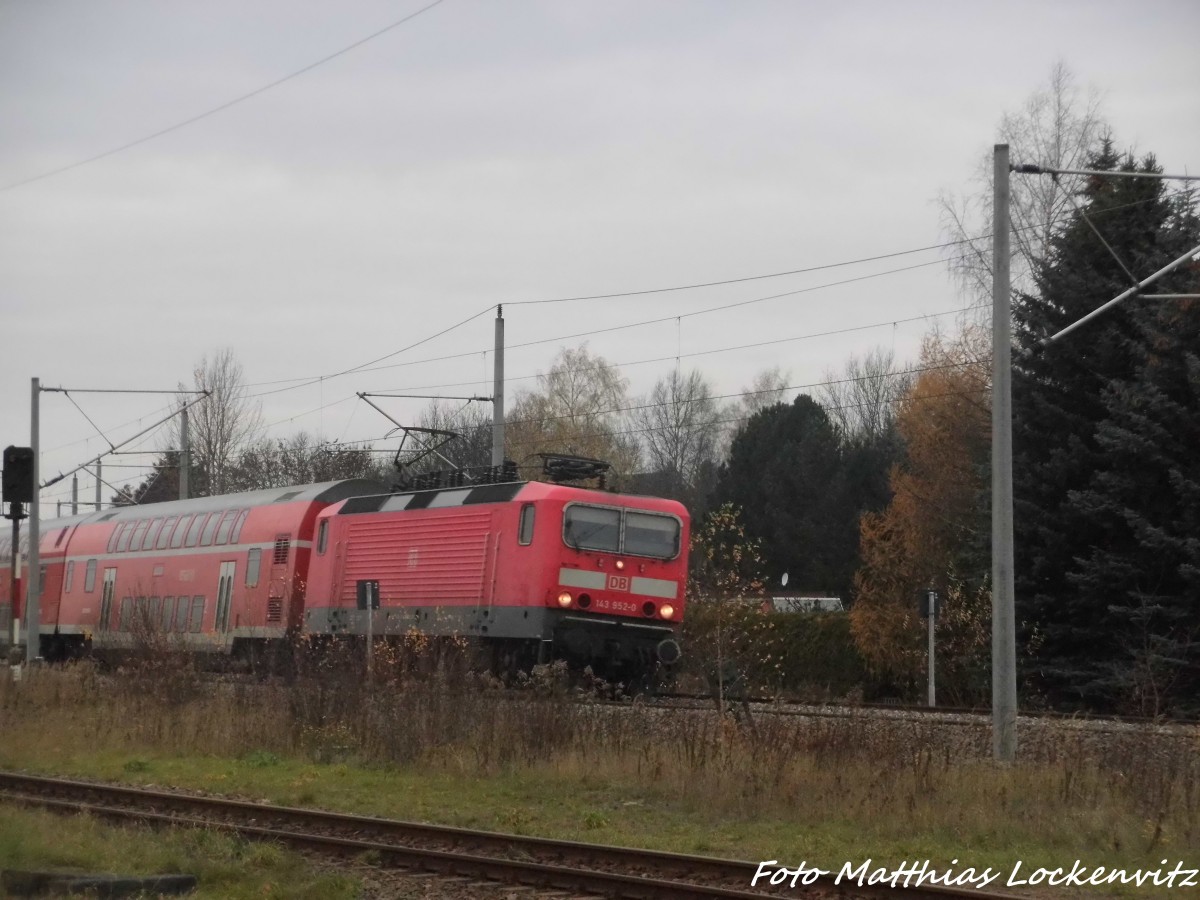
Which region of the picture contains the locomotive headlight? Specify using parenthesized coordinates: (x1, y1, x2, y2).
(615, 559, 625, 570)
(557, 592, 573, 608)
(659, 604, 675, 620)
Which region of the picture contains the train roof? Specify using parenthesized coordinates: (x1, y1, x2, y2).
(40, 478, 390, 530)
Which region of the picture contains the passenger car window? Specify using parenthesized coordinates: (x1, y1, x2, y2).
(107, 523, 126, 554)
(200, 513, 221, 546)
(170, 516, 191, 549)
(185, 514, 206, 547)
(246, 548, 261, 587)
(143, 518, 164, 551)
(157, 517, 178, 550)
(189, 596, 205, 632)
(129, 520, 150, 552)
(116, 523, 135, 553)
(230, 509, 249, 544)
(215, 510, 237, 545)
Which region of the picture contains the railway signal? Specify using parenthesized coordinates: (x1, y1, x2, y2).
(3, 446, 34, 505)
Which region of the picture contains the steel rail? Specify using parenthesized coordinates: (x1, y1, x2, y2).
(649, 693, 1200, 728)
(0, 772, 1028, 900)
(2, 795, 766, 899)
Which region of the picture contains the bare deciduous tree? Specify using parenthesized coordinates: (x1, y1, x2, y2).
(937, 62, 1108, 305)
(634, 368, 725, 505)
(172, 349, 262, 496)
(819, 347, 912, 442)
(737, 366, 791, 418)
(232, 431, 389, 491)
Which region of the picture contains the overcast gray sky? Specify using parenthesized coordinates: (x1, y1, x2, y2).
(2, 0, 1197, 508)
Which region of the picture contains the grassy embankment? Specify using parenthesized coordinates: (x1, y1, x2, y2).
(0, 655, 1196, 898)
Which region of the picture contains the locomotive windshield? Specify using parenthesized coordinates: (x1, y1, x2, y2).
(624, 511, 679, 558)
(563, 505, 620, 552)
(563, 504, 680, 559)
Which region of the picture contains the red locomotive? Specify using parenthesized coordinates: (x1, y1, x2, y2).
(0, 471, 688, 677)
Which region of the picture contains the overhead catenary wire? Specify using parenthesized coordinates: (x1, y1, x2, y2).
(1, 0, 448, 193)
(243, 257, 957, 393)
(248, 303, 495, 396)
(250, 256, 973, 398)
(368, 303, 989, 396)
(240, 184, 1192, 397)
(260, 301, 984, 434)
(509, 238, 984, 306)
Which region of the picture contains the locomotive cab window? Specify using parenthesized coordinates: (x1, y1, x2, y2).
(518, 504, 535, 545)
(317, 521, 328, 555)
(64, 561, 75, 593)
(624, 512, 680, 559)
(563, 505, 620, 553)
(84, 559, 98, 593)
(563, 504, 681, 560)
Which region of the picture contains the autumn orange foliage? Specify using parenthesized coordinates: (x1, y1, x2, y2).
(850, 325, 992, 701)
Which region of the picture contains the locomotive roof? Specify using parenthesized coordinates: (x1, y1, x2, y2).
(334, 479, 687, 515)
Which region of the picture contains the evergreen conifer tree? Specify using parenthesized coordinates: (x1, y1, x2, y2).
(1013, 140, 1200, 711)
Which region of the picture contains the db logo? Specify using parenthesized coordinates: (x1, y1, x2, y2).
(607, 575, 630, 592)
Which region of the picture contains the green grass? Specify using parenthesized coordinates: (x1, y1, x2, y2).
(0, 805, 357, 899)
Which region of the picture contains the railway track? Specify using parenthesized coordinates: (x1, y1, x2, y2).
(0, 771, 1028, 900)
(652, 691, 1200, 727)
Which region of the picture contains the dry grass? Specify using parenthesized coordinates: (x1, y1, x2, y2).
(1, 653, 1197, 896)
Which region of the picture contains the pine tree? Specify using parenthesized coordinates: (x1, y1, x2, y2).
(1013, 140, 1200, 710)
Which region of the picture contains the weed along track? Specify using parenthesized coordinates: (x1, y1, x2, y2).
(0, 771, 1028, 900)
